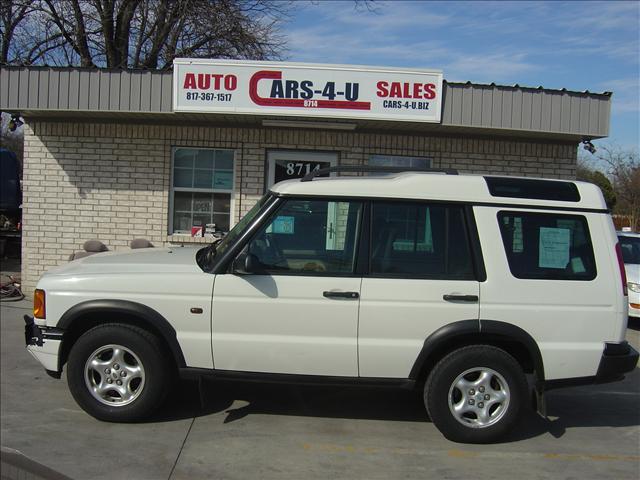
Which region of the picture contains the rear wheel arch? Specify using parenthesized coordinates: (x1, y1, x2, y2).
(410, 319, 544, 385)
(57, 300, 186, 372)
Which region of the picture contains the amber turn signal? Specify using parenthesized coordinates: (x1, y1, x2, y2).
(34, 289, 46, 319)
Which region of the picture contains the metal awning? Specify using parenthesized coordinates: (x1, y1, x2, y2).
(0, 66, 611, 140)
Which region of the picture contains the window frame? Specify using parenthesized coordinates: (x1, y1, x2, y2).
(223, 195, 486, 281)
(266, 150, 338, 189)
(169, 146, 236, 235)
(497, 210, 597, 281)
(618, 234, 640, 265)
(368, 154, 432, 171)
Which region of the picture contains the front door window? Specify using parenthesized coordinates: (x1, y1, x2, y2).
(248, 198, 363, 275)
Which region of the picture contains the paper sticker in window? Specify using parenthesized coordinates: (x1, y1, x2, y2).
(272, 216, 295, 234)
(539, 227, 570, 269)
(570, 257, 586, 273)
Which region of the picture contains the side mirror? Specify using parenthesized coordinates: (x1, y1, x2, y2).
(233, 252, 259, 275)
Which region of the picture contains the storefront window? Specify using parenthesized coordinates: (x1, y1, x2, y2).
(369, 155, 431, 170)
(171, 148, 234, 234)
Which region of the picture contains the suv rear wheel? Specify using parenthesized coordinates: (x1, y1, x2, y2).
(425, 345, 528, 443)
(67, 323, 171, 422)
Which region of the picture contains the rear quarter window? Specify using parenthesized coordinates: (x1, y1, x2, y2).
(497, 211, 596, 280)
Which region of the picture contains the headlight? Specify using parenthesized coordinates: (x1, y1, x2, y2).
(628, 282, 640, 293)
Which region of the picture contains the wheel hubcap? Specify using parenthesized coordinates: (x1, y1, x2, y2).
(84, 344, 145, 407)
(448, 367, 510, 429)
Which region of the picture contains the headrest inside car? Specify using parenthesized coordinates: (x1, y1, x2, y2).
(83, 240, 108, 252)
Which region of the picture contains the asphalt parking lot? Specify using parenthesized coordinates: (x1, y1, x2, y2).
(1, 299, 639, 480)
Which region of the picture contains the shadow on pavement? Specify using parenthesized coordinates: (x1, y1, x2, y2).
(506, 375, 640, 441)
(149, 369, 640, 443)
(151, 379, 428, 424)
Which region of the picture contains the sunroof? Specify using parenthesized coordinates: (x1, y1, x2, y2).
(484, 177, 580, 202)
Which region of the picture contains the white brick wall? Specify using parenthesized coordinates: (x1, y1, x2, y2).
(20, 121, 577, 294)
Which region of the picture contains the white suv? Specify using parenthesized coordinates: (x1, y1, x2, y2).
(25, 167, 638, 443)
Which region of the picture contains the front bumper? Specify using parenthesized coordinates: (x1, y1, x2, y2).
(24, 315, 63, 375)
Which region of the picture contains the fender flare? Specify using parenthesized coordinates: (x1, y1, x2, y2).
(409, 319, 544, 382)
(58, 299, 186, 368)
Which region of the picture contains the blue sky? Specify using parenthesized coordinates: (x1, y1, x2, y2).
(282, 0, 639, 150)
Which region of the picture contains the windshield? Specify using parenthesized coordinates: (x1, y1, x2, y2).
(619, 235, 640, 264)
(197, 193, 273, 271)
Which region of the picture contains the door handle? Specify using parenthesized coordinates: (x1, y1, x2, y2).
(443, 294, 479, 302)
(323, 291, 359, 299)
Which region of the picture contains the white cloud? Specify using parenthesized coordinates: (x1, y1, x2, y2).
(300, 1, 452, 31)
(443, 53, 540, 83)
(285, 1, 633, 87)
(285, 23, 455, 66)
(287, 23, 539, 83)
(600, 78, 640, 114)
(556, 1, 640, 32)
(550, 35, 640, 62)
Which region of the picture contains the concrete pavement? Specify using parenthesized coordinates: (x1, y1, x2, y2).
(1, 300, 639, 479)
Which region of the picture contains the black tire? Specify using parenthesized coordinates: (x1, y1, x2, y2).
(67, 323, 171, 422)
(424, 345, 528, 443)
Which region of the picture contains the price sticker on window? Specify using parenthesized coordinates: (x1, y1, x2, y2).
(272, 216, 295, 234)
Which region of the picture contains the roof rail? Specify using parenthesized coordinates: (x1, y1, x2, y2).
(300, 166, 458, 182)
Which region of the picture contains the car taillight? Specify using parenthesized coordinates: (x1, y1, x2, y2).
(34, 289, 46, 319)
(615, 243, 628, 296)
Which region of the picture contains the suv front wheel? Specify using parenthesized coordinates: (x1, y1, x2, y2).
(425, 345, 528, 443)
(67, 323, 171, 422)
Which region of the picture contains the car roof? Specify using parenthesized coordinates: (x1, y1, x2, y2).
(617, 231, 640, 238)
(270, 172, 607, 210)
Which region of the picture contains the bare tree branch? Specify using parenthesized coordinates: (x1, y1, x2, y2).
(1, 0, 368, 69)
(583, 144, 640, 231)
(0, 0, 33, 64)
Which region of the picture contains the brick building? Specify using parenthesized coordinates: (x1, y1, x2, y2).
(0, 61, 612, 293)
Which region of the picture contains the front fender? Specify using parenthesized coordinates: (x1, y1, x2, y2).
(58, 299, 186, 369)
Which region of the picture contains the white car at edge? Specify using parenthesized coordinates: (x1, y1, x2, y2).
(618, 231, 640, 318)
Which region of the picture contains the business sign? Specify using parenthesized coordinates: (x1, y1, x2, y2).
(173, 59, 443, 123)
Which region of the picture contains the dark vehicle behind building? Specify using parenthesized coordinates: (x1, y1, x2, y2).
(0, 148, 22, 258)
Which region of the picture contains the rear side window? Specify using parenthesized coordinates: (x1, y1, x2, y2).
(370, 202, 475, 279)
(498, 211, 596, 280)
